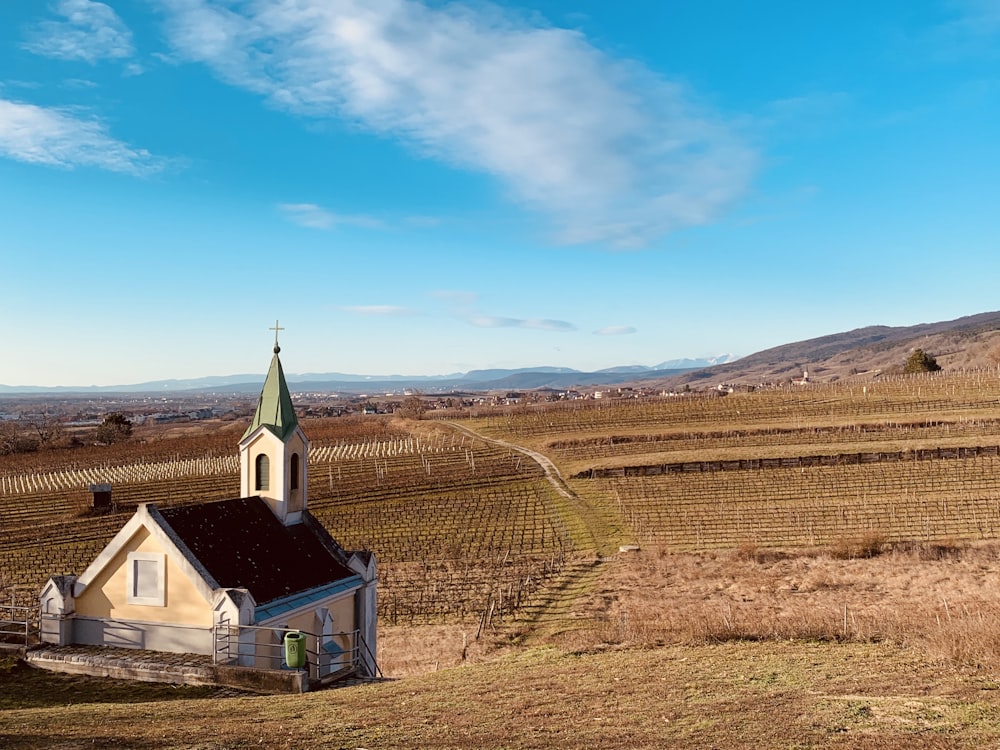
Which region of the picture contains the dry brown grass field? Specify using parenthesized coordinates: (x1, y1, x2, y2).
(7, 369, 1000, 747)
(7, 643, 1000, 749)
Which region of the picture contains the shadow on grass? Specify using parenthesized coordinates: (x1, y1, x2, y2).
(0, 731, 168, 750)
(0, 654, 222, 710)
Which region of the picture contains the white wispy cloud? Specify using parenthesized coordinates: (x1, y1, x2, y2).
(594, 326, 637, 336)
(428, 290, 573, 331)
(902, 0, 1000, 62)
(342, 305, 414, 316)
(63, 78, 100, 89)
(0, 98, 162, 174)
(22, 0, 135, 64)
(156, 0, 756, 247)
(342, 289, 575, 334)
(278, 203, 334, 228)
(278, 203, 384, 230)
(469, 316, 576, 332)
(944, 0, 1000, 35)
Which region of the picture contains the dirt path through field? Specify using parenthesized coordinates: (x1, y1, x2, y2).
(444, 421, 623, 552)
(444, 421, 627, 644)
(445, 421, 573, 496)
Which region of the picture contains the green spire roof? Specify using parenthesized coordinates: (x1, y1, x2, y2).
(242, 347, 299, 441)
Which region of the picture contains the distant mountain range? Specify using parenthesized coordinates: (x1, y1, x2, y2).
(6, 310, 1000, 396)
(0, 357, 739, 395)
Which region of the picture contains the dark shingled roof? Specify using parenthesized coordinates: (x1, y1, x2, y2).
(160, 497, 355, 605)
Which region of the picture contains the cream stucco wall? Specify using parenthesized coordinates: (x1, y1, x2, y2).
(286, 430, 307, 513)
(239, 427, 308, 520)
(280, 594, 354, 634)
(241, 431, 275, 501)
(75, 526, 212, 627)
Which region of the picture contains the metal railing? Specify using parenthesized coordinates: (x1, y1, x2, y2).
(1, 590, 381, 683)
(213, 623, 380, 681)
(0, 599, 39, 650)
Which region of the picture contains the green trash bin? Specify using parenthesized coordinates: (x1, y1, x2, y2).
(284, 631, 307, 669)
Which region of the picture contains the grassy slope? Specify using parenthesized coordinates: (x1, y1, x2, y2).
(9, 378, 1000, 746)
(3, 644, 1000, 749)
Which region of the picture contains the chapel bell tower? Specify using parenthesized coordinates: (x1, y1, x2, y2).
(239, 323, 308, 525)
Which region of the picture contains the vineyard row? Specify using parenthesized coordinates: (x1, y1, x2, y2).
(466, 369, 1000, 438)
(0, 436, 494, 497)
(602, 453, 1000, 549)
(575, 444, 1000, 478)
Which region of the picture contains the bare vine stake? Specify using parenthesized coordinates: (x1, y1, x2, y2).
(476, 600, 489, 640)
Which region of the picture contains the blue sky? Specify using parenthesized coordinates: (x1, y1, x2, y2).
(2, 1, 999, 387)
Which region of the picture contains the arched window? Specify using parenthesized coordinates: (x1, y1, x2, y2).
(290, 453, 300, 491)
(255, 454, 270, 491)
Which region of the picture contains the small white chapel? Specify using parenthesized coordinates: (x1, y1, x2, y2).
(38, 332, 378, 680)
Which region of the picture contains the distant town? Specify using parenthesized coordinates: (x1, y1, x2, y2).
(1, 383, 688, 423)
(0, 384, 703, 455)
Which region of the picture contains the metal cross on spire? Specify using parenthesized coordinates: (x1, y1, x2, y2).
(270, 320, 285, 353)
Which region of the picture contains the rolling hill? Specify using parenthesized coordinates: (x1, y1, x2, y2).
(665, 310, 1000, 388)
(4, 311, 1000, 394)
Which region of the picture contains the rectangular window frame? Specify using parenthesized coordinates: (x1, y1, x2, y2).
(126, 551, 166, 607)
